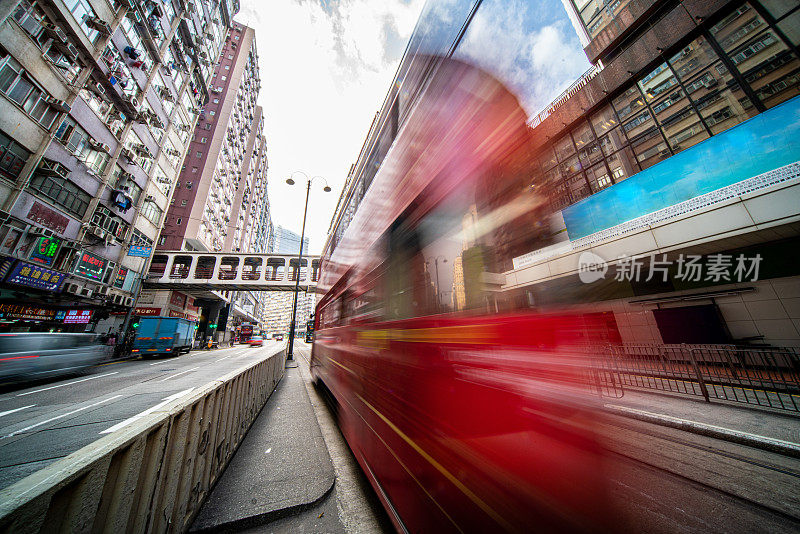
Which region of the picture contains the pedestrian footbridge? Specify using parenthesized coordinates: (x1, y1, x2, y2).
(144, 252, 321, 291)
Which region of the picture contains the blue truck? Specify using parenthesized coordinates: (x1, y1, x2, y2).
(132, 317, 196, 357)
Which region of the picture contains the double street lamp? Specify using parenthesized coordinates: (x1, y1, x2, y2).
(285, 172, 331, 361)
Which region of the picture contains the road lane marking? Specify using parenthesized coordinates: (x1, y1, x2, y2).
(0, 405, 35, 418)
(3, 395, 123, 438)
(16, 372, 119, 397)
(149, 360, 169, 366)
(100, 388, 194, 434)
(214, 355, 234, 363)
(160, 367, 199, 381)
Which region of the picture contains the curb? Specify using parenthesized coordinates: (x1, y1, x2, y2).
(189, 478, 335, 534)
(604, 404, 800, 459)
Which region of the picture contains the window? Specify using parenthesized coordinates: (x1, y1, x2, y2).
(141, 199, 163, 225)
(176, 217, 182, 224)
(186, 181, 193, 189)
(200, 137, 207, 143)
(192, 166, 198, 173)
(91, 205, 129, 239)
(0, 56, 60, 129)
(29, 166, 91, 217)
(196, 151, 203, 157)
(224, 65, 230, 70)
(0, 129, 31, 180)
(159, 236, 166, 245)
(213, 98, 219, 103)
(228, 55, 233, 59)
(181, 199, 187, 206)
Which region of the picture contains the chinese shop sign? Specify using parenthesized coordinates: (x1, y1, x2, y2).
(5, 261, 64, 291)
(26, 202, 68, 234)
(28, 236, 61, 266)
(134, 307, 161, 316)
(63, 309, 92, 324)
(74, 251, 106, 281)
(114, 266, 128, 288)
(0, 304, 56, 321)
(128, 245, 152, 258)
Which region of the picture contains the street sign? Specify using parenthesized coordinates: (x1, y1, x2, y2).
(128, 245, 152, 258)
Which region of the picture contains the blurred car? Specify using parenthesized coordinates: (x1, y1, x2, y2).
(273, 333, 284, 341)
(249, 335, 264, 347)
(0, 332, 109, 383)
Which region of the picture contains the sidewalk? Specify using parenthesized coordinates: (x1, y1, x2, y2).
(603, 388, 800, 456)
(189, 361, 336, 533)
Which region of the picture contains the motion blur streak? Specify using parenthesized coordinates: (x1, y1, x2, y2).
(311, 56, 616, 533)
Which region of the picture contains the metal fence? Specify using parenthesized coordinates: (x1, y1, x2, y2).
(601, 343, 800, 412)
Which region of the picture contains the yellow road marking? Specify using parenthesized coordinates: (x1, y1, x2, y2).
(356, 393, 515, 531)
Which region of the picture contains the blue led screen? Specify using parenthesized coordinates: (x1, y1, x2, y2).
(562, 96, 800, 240)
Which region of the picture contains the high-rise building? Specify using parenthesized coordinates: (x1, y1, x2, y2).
(0, 0, 236, 334)
(325, 0, 800, 348)
(158, 23, 261, 253)
(262, 225, 314, 334)
(149, 22, 268, 336)
(271, 225, 309, 255)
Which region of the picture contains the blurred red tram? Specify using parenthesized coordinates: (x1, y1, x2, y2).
(311, 57, 620, 533)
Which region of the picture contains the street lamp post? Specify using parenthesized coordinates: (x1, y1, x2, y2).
(426, 255, 447, 312)
(285, 172, 331, 360)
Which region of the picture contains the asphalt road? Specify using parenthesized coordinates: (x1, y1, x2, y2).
(0, 341, 285, 490)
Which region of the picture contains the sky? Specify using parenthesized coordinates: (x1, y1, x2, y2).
(234, 0, 589, 255)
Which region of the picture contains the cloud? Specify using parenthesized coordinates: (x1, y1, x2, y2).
(453, 0, 589, 117)
(234, 0, 423, 253)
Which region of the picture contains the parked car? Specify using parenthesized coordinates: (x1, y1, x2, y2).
(132, 317, 196, 357)
(0, 332, 109, 383)
(273, 333, 284, 341)
(249, 335, 264, 347)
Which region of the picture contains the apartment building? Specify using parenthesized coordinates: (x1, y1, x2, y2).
(325, 0, 800, 347)
(0, 0, 236, 333)
(150, 22, 269, 337)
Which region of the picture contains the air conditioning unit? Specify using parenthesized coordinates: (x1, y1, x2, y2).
(78, 286, 93, 298)
(123, 297, 134, 307)
(86, 16, 112, 35)
(39, 160, 70, 178)
(88, 139, 111, 153)
(95, 285, 109, 296)
(85, 225, 107, 239)
(41, 21, 67, 43)
(48, 99, 71, 113)
(121, 0, 136, 9)
(132, 143, 151, 158)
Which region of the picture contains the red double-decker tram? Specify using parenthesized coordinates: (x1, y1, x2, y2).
(311, 57, 620, 533)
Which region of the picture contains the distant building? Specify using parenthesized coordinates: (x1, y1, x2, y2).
(271, 225, 309, 255)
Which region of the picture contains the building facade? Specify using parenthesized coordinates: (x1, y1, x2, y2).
(261, 225, 314, 334)
(0, 0, 236, 333)
(150, 22, 269, 339)
(325, 0, 800, 348)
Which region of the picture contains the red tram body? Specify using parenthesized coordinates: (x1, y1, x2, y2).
(311, 58, 620, 533)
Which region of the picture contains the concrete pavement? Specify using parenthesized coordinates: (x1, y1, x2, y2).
(190, 343, 391, 533)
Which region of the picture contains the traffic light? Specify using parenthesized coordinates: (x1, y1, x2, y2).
(209, 323, 217, 329)
(132, 321, 140, 329)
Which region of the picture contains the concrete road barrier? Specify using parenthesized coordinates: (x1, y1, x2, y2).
(0, 347, 286, 534)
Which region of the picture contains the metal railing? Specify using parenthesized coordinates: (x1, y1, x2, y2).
(601, 343, 800, 412)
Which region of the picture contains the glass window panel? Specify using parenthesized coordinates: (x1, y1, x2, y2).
(630, 128, 670, 169)
(585, 161, 612, 193)
(566, 172, 591, 204)
(598, 126, 627, 156)
(572, 122, 595, 150)
(559, 152, 583, 178)
(538, 144, 557, 170)
(687, 63, 758, 134)
(710, 4, 768, 53)
(605, 146, 638, 183)
(621, 108, 655, 138)
(759, 0, 800, 19)
(590, 104, 619, 134)
(778, 11, 800, 45)
(612, 85, 646, 122)
(578, 135, 604, 166)
(7, 76, 33, 105)
(669, 36, 719, 82)
(665, 118, 709, 154)
(554, 135, 576, 162)
(0, 64, 19, 93)
(638, 63, 680, 104)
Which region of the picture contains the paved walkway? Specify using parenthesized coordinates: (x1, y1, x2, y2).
(190, 359, 335, 532)
(604, 388, 800, 456)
